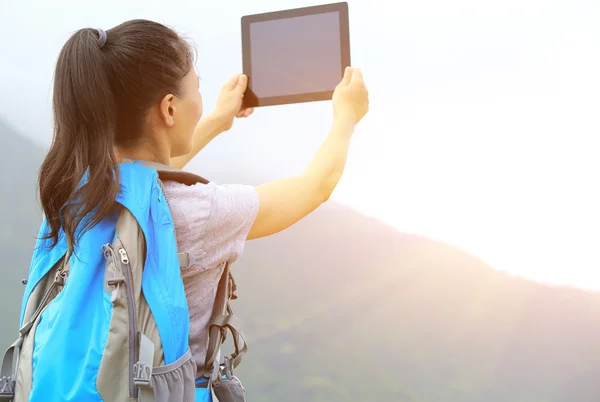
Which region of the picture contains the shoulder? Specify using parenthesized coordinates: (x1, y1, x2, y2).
(161, 180, 257, 205)
(161, 180, 259, 225)
(161, 180, 259, 266)
(163, 180, 258, 201)
(161, 179, 216, 197)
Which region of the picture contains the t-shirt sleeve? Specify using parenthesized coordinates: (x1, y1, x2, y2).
(201, 182, 260, 267)
(162, 180, 259, 270)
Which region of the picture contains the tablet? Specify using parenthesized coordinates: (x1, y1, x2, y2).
(241, 2, 351, 108)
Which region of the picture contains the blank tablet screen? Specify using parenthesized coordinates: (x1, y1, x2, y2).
(242, 3, 351, 107)
(249, 12, 341, 98)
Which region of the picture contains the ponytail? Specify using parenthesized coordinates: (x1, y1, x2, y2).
(39, 28, 119, 250)
(39, 20, 194, 251)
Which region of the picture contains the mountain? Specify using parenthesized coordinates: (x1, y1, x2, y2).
(234, 208, 600, 401)
(0, 120, 44, 338)
(1, 120, 600, 401)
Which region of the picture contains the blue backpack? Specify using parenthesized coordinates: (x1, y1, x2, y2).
(0, 161, 247, 402)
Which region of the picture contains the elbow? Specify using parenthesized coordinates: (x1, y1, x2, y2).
(319, 190, 331, 204)
(302, 175, 332, 205)
(303, 169, 340, 205)
(315, 177, 335, 204)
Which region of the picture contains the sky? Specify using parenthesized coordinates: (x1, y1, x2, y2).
(1, 0, 599, 290)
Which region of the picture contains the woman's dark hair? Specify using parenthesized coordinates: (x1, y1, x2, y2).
(39, 19, 194, 249)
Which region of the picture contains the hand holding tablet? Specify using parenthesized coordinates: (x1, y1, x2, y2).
(333, 67, 369, 126)
(241, 2, 351, 108)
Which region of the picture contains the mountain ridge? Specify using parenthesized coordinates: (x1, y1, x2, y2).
(2, 120, 600, 401)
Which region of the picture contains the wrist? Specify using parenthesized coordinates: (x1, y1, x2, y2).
(202, 113, 229, 136)
(332, 113, 356, 137)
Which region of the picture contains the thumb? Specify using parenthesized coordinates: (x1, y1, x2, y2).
(223, 74, 243, 91)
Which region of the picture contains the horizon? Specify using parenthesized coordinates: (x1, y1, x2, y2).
(1, 116, 597, 296)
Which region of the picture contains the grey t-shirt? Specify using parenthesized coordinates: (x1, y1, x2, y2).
(162, 180, 259, 375)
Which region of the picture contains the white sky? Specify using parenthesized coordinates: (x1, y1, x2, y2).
(1, 0, 599, 290)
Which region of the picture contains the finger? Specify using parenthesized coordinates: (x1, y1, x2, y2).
(235, 106, 254, 118)
(235, 74, 248, 93)
(223, 74, 242, 90)
(341, 66, 352, 85)
(350, 68, 363, 85)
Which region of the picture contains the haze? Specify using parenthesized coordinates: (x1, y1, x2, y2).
(1, 0, 599, 289)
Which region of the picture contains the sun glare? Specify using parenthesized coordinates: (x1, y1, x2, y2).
(333, 92, 600, 291)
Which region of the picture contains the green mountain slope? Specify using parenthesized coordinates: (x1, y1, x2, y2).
(234, 209, 600, 401)
(0, 120, 44, 342)
(1, 121, 599, 401)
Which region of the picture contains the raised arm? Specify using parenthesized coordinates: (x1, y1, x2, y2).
(247, 67, 369, 240)
(171, 74, 253, 170)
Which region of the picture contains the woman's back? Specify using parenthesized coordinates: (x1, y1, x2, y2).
(162, 180, 258, 373)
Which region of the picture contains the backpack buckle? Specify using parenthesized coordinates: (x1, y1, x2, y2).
(54, 268, 69, 287)
(222, 356, 234, 380)
(228, 273, 238, 300)
(0, 375, 15, 400)
(133, 362, 152, 388)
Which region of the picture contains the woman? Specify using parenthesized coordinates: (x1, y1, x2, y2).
(36, 18, 367, 400)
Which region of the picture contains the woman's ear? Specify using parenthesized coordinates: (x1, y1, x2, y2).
(159, 94, 176, 127)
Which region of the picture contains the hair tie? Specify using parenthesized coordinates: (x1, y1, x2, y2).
(96, 29, 107, 48)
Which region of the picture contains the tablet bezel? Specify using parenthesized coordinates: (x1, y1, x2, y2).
(241, 2, 351, 108)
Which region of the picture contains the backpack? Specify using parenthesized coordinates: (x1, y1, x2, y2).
(0, 160, 247, 402)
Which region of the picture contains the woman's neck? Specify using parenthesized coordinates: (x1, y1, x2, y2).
(114, 144, 170, 166)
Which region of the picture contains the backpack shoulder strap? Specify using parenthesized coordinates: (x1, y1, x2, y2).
(132, 159, 211, 270)
(122, 158, 209, 186)
(1, 255, 70, 400)
(203, 262, 247, 383)
(123, 158, 248, 382)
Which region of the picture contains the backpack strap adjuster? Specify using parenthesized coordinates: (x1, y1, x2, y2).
(133, 362, 152, 388)
(0, 375, 15, 400)
(134, 332, 155, 391)
(0, 336, 24, 401)
(228, 273, 238, 300)
(222, 356, 234, 380)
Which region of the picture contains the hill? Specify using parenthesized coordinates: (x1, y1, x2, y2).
(234, 206, 600, 401)
(1, 121, 599, 401)
(0, 120, 44, 339)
